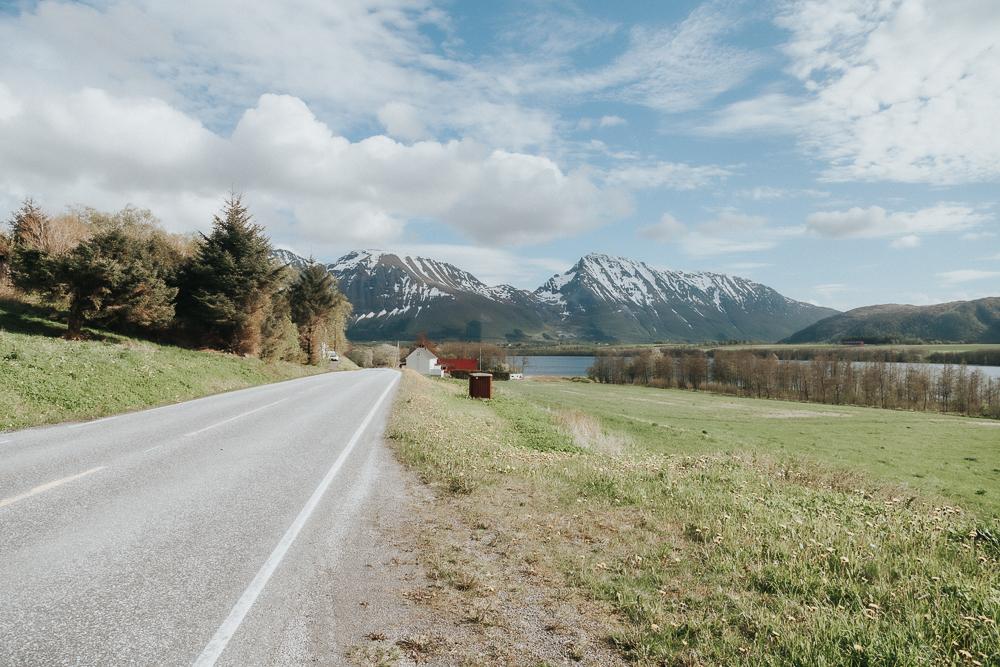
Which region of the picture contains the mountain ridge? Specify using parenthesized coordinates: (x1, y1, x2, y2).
(273, 248, 837, 342)
(782, 298, 1000, 344)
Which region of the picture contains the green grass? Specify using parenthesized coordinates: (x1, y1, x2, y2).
(0, 300, 325, 432)
(509, 381, 1000, 517)
(388, 373, 999, 665)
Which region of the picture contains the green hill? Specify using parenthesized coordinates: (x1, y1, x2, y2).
(782, 297, 1000, 344)
(0, 300, 325, 432)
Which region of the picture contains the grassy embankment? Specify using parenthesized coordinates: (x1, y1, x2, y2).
(388, 372, 999, 665)
(0, 299, 327, 432)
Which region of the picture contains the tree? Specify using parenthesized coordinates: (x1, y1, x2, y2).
(180, 195, 281, 355)
(9, 199, 51, 250)
(260, 291, 303, 363)
(0, 231, 12, 288)
(19, 229, 176, 339)
(288, 262, 349, 364)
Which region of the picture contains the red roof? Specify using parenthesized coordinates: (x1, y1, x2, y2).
(439, 358, 478, 372)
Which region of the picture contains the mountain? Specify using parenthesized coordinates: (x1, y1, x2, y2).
(782, 298, 1000, 344)
(271, 248, 312, 271)
(272, 249, 837, 342)
(326, 250, 550, 341)
(535, 253, 837, 342)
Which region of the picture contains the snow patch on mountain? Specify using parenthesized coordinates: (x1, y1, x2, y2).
(536, 253, 766, 315)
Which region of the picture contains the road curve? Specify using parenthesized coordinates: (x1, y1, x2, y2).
(0, 368, 401, 665)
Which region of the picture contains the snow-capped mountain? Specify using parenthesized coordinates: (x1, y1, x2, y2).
(272, 248, 836, 342)
(325, 250, 550, 340)
(272, 248, 312, 271)
(535, 253, 837, 342)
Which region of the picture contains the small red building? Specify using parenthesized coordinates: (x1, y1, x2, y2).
(439, 358, 478, 374)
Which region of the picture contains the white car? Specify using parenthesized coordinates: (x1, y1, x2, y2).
(328, 350, 340, 362)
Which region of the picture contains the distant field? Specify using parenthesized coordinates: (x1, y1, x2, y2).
(510, 379, 1000, 516)
(389, 373, 998, 664)
(0, 301, 325, 432)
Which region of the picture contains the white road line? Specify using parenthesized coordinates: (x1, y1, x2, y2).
(184, 398, 289, 438)
(67, 415, 119, 429)
(193, 373, 399, 667)
(0, 438, 10, 445)
(0, 466, 106, 509)
(143, 445, 164, 453)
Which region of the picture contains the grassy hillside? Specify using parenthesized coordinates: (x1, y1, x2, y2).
(0, 300, 325, 432)
(783, 297, 1000, 344)
(388, 373, 998, 665)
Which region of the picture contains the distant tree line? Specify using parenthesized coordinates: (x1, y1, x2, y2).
(0, 196, 351, 364)
(589, 349, 1000, 419)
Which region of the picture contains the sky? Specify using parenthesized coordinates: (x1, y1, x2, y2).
(0, 0, 998, 310)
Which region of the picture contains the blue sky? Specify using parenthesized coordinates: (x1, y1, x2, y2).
(0, 0, 998, 309)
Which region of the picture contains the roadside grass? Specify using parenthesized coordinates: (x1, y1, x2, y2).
(0, 301, 326, 432)
(388, 372, 999, 665)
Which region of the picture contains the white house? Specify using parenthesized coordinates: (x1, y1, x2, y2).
(405, 346, 443, 376)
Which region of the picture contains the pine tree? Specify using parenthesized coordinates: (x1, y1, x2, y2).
(180, 195, 281, 355)
(289, 261, 349, 364)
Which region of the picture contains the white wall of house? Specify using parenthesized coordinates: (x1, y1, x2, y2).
(405, 347, 443, 376)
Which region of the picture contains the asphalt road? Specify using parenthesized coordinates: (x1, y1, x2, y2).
(0, 368, 402, 666)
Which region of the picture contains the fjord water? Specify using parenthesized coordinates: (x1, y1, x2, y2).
(509, 355, 1000, 379)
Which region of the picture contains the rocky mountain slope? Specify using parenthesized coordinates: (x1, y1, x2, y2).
(782, 298, 1000, 344)
(325, 250, 549, 340)
(273, 249, 836, 342)
(536, 253, 837, 342)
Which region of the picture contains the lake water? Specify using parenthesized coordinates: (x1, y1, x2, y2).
(509, 355, 1000, 380)
(803, 360, 1000, 380)
(508, 355, 596, 376)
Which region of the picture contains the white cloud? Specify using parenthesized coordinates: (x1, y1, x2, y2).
(640, 210, 798, 257)
(890, 234, 921, 249)
(638, 213, 686, 241)
(599, 115, 627, 128)
(725, 262, 772, 271)
(814, 283, 849, 297)
(605, 161, 730, 190)
(806, 204, 988, 243)
(736, 186, 830, 200)
(961, 231, 997, 241)
(0, 89, 627, 248)
(701, 93, 803, 135)
(376, 102, 429, 142)
(0, 0, 559, 151)
(936, 270, 1000, 285)
(501, 1, 764, 113)
(709, 0, 1000, 184)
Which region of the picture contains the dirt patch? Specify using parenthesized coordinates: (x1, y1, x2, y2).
(345, 442, 626, 666)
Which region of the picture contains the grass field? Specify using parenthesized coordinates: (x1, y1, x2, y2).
(0, 300, 325, 432)
(388, 372, 999, 665)
(511, 380, 1000, 517)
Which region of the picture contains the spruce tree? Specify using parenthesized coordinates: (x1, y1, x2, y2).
(181, 195, 281, 355)
(289, 262, 348, 363)
(29, 230, 176, 339)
